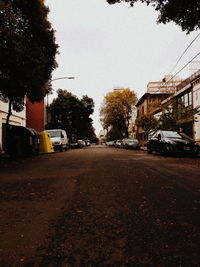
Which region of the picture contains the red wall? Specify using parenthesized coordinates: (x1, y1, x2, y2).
(26, 99, 45, 132)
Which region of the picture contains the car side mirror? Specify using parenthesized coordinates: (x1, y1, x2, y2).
(158, 134, 161, 140)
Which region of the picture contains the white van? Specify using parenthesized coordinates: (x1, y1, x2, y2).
(44, 129, 69, 152)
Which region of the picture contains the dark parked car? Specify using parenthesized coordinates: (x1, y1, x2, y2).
(147, 130, 199, 156)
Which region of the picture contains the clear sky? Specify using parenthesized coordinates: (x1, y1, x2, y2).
(45, 0, 200, 135)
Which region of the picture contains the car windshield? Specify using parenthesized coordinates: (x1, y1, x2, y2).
(47, 131, 61, 138)
(128, 139, 138, 143)
(162, 131, 182, 139)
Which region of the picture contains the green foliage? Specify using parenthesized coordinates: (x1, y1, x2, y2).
(46, 89, 97, 141)
(158, 113, 178, 131)
(106, 0, 200, 33)
(0, 0, 58, 111)
(136, 114, 158, 134)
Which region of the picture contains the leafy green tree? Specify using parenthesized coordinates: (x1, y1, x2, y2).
(46, 89, 96, 141)
(135, 114, 158, 136)
(86, 126, 99, 143)
(0, 0, 58, 124)
(100, 88, 137, 138)
(106, 0, 200, 33)
(158, 101, 200, 131)
(158, 113, 178, 131)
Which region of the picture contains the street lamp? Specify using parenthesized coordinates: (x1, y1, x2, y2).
(51, 76, 75, 82)
(47, 76, 75, 106)
(46, 76, 75, 125)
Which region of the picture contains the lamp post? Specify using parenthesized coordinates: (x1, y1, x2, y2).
(46, 76, 75, 125)
(51, 76, 75, 82)
(47, 76, 75, 107)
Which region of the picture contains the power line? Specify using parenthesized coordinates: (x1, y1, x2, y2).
(153, 50, 200, 93)
(172, 50, 200, 79)
(168, 32, 200, 75)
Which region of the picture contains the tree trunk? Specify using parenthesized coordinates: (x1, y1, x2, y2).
(125, 118, 130, 138)
(5, 100, 12, 155)
(6, 100, 12, 125)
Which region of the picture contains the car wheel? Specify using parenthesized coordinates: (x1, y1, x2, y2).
(147, 148, 152, 154)
(60, 145, 64, 152)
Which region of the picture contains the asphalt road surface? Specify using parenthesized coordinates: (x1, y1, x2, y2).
(0, 145, 200, 266)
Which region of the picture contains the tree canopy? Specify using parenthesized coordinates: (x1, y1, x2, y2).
(106, 0, 200, 33)
(0, 0, 58, 112)
(100, 88, 137, 138)
(135, 114, 158, 135)
(46, 89, 97, 142)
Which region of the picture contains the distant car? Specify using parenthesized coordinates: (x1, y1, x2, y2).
(115, 140, 123, 148)
(147, 130, 199, 156)
(85, 140, 91, 146)
(106, 141, 114, 146)
(78, 140, 86, 148)
(122, 138, 140, 150)
(69, 141, 79, 149)
(44, 129, 69, 152)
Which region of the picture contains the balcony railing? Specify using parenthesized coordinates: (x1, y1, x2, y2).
(176, 69, 200, 92)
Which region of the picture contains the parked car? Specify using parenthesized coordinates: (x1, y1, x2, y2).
(122, 138, 140, 150)
(147, 130, 199, 156)
(85, 140, 91, 146)
(115, 140, 123, 148)
(78, 140, 86, 148)
(69, 140, 80, 149)
(105, 141, 114, 146)
(44, 129, 69, 152)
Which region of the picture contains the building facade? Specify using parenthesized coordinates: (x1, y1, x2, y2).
(161, 70, 200, 143)
(135, 93, 173, 146)
(0, 101, 26, 154)
(26, 99, 45, 132)
(147, 75, 182, 94)
(193, 73, 200, 144)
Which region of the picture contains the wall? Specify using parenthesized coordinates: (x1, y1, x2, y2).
(0, 101, 26, 154)
(26, 99, 45, 132)
(193, 80, 200, 143)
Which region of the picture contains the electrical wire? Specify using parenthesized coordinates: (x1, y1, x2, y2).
(171, 50, 200, 80)
(150, 33, 200, 94)
(151, 50, 200, 93)
(168, 32, 200, 75)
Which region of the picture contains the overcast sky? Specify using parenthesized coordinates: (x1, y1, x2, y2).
(45, 0, 200, 135)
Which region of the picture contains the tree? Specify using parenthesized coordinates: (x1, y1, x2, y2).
(158, 100, 200, 131)
(100, 88, 137, 138)
(0, 0, 58, 124)
(135, 114, 158, 136)
(46, 89, 96, 141)
(106, 0, 200, 33)
(158, 113, 178, 131)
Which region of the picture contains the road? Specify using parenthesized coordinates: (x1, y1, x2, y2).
(0, 146, 200, 266)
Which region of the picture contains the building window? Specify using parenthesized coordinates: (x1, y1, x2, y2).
(177, 91, 193, 120)
(188, 92, 192, 106)
(142, 106, 144, 114)
(196, 92, 198, 101)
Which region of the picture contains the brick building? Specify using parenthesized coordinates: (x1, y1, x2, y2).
(26, 99, 45, 132)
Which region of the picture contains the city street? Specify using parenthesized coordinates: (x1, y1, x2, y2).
(0, 146, 200, 266)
